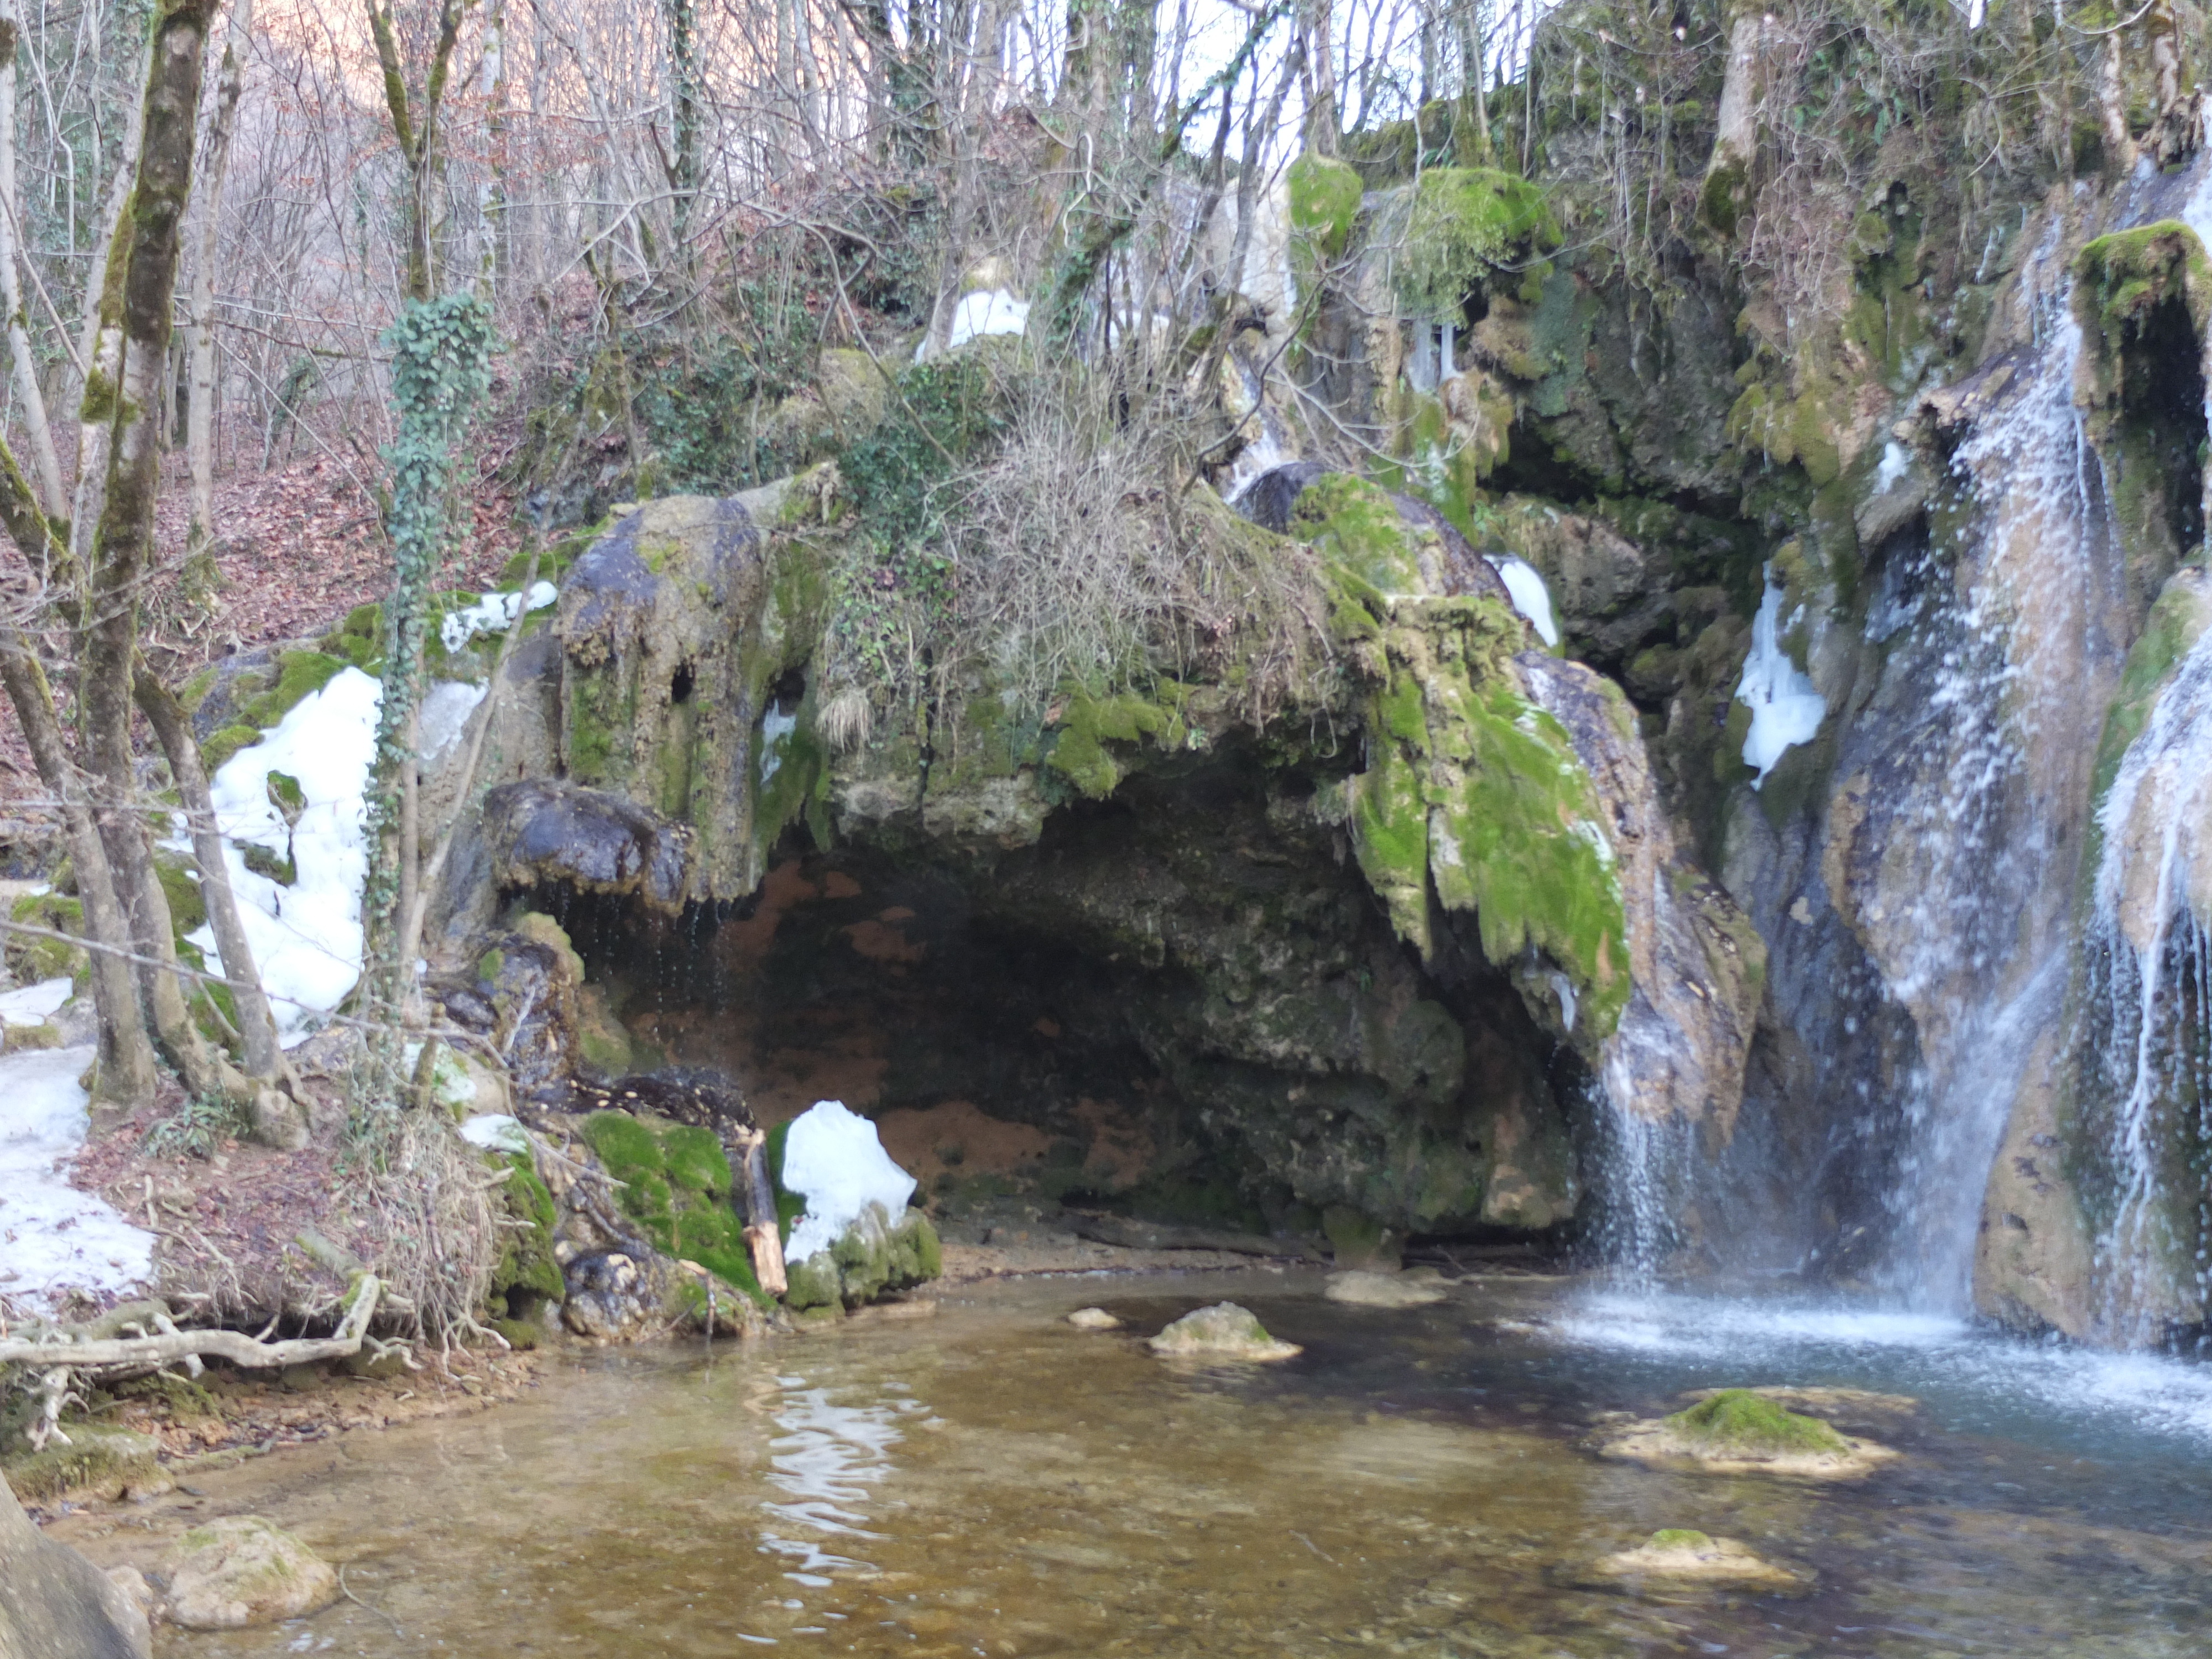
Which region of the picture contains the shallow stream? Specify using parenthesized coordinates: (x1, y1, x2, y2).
(132, 1270, 2212, 1658)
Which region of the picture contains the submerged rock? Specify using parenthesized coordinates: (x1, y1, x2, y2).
(0, 1473, 152, 1657)
(1580, 1528, 1809, 1593)
(1597, 1388, 1897, 1480)
(1323, 1268, 1447, 1307)
(1146, 1302, 1301, 1361)
(1065, 1306, 1122, 1329)
(159, 1516, 338, 1630)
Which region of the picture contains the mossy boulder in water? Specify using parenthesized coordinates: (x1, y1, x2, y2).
(1666, 1390, 1850, 1456)
(1146, 1301, 1301, 1360)
(1598, 1387, 1897, 1479)
(780, 1202, 943, 1312)
(159, 1516, 338, 1630)
(1581, 1528, 1810, 1592)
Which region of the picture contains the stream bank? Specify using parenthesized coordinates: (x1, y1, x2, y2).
(41, 1269, 2212, 1659)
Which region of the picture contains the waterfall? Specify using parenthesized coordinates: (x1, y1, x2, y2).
(2079, 619, 2212, 1342)
(1863, 231, 2124, 1312)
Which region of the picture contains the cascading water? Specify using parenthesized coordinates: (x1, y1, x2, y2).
(2076, 612, 2212, 1342)
(1865, 236, 2121, 1312)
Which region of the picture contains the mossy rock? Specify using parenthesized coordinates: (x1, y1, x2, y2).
(1288, 153, 1365, 262)
(2075, 220, 2212, 343)
(1392, 167, 1558, 322)
(2, 1425, 167, 1501)
(5, 1019, 63, 1051)
(1663, 1390, 1850, 1456)
(577, 1110, 768, 1308)
(785, 1203, 943, 1310)
(6, 891, 85, 985)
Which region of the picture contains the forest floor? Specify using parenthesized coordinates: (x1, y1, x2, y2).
(0, 450, 526, 827)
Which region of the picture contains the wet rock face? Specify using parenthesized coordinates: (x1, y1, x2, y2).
(482, 779, 693, 911)
(0, 1474, 151, 1658)
(439, 469, 1761, 1246)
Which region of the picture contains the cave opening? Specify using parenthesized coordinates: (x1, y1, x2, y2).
(500, 748, 1587, 1260)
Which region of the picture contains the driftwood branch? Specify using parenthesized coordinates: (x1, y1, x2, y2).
(0, 1276, 381, 1370)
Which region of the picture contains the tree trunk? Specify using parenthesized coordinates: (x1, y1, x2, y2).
(1302, 0, 1339, 155)
(134, 666, 285, 1082)
(184, 0, 252, 589)
(2098, 30, 2131, 168)
(0, 0, 66, 523)
(1700, 0, 1764, 235)
(76, 0, 302, 1144)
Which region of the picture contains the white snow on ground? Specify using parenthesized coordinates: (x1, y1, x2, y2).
(0, 976, 72, 1025)
(192, 666, 382, 1045)
(1485, 555, 1560, 648)
(0, 1046, 153, 1313)
(1735, 572, 1828, 786)
(439, 581, 557, 654)
(944, 290, 1029, 351)
(780, 1100, 919, 1264)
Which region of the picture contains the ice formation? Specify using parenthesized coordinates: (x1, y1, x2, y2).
(1735, 574, 1827, 786)
(439, 581, 558, 654)
(192, 666, 382, 1043)
(1485, 555, 1561, 648)
(780, 1100, 919, 1264)
(418, 680, 488, 761)
(0, 1045, 153, 1312)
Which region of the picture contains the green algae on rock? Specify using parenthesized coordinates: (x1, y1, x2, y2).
(1597, 1388, 1898, 1480)
(158, 1516, 338, 1631)
(1146, 1301, 1301, 1361)
(1579, 1528, 1811, 1593)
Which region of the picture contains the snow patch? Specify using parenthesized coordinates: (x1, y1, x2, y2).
(0, 1045, 153, 1312)
(780, 1100, 919, 1264)
(943, 290, 1029, 352)
(439, 581, 557, 655)
(0, 977, 73, 1025)
(193, 666, 382, 1045)
(1735, 573, 1827, 786)
(460, 1113, 529, 1153)
(1485, 555, 1560, 648)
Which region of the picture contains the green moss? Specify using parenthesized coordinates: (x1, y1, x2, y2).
(2083, 576, 2212, 880)
(1294, 471, 1425, 597)
(1392, 168, 1558, 322)
(580, 1110, 769, 1307)
(7, 891, 85, 985)
(1700, 157, 1748, 238)
(321, 602, 385, 673)
(476, 948, 505, 983)
(580, 1109, 664, 1184)
(1, 1425, 161, 1501)
(1649, 1529, 1714, 1550)
(1287, 153, 1364, 262)
(490, 1153, 567, 1310)
(153, 852, 206, 935)
(661, 1124, 733, 1194)
(2076, 221, 2212, 342)
(200, 724, 260, 775)
(1665, 1390, 1850, 1455)
(1042, 687, 1190, 802)
(232, 650, 347, 733)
